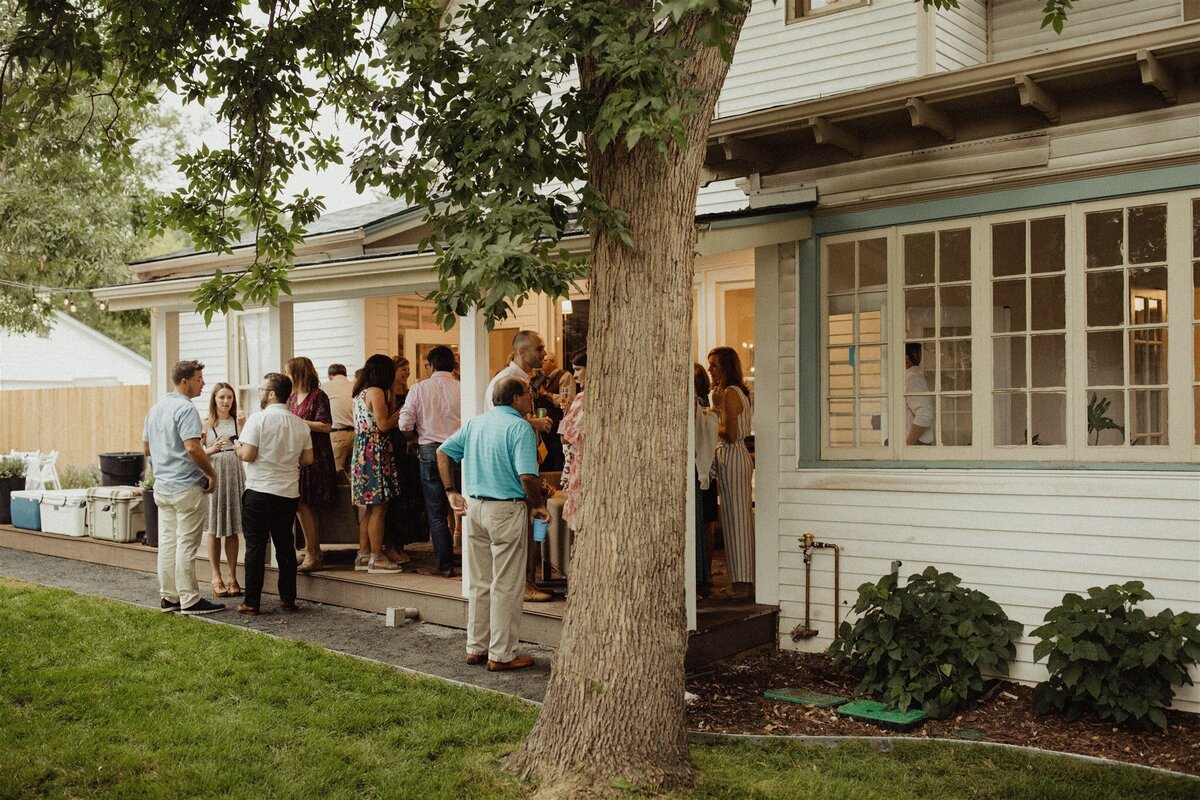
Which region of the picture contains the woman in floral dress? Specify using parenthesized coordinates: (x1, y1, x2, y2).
(351, 354, 401, 573)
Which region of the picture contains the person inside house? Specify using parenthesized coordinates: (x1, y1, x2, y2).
(707, 346, 754, 601)
(201, 381, 246, 598)
(143, 359, 222, 615)
(235, 371, 313, 615)
(322, 363, 355, 482)
(438, 376, 549, 672)
(384, 355, 427, 566)
(484, 330, 554, 602)
(351, 354, 402, 573)
(530, 356, 565, 473)
(285, 356, 337, 573)
(693, 363, 719, 598)
(397, 345, 462, 578)
(904, 342, 935, 446)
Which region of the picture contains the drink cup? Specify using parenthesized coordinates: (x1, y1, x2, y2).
(532, 518, 548, 543)
(536, 408, 547, 418)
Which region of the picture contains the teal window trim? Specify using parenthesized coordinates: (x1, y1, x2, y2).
(812, 165, 1200, 237)
(796, 165, 1200, 471)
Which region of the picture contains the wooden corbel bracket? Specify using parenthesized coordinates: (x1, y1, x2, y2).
(808, 116, 862, 158)
(1015, 74, 1060, 123)
(906, 97, 955, 141)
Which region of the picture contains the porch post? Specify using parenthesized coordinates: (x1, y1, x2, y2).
(150, 309, 180, 402)
(456, 308, 490, 599)
(267, 301, 295, 371)
(753, 243, 782, 608)
(686, 392, 697, 631)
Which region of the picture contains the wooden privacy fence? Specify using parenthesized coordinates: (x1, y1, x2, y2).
(0, 385, 151, 470)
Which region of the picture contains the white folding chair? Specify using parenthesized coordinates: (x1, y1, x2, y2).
(27, 451, 61, 491)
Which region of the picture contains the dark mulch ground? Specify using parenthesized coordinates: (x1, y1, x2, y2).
(685, 649, 1200, 776)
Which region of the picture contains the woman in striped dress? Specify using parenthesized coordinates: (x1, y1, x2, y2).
(708, 346, 754, 600)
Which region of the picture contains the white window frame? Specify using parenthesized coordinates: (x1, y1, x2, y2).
(819, 189, 1199, 463)
(788, 0, 871, 23)
(228, 309, 272, 413)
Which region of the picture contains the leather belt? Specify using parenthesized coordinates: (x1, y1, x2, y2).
(331, 426, 353, 431)
(470, 496, 524, 502)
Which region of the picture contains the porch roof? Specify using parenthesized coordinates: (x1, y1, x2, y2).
(703, 22, 1200, 183)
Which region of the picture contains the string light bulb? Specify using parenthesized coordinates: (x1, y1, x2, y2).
(68, 302, 77, 313)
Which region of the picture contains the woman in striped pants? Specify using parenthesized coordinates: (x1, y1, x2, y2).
(708, 346, 755, 600)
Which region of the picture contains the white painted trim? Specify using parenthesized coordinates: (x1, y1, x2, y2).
(697, 216, 813, 256)
(754, 244, 783, 607)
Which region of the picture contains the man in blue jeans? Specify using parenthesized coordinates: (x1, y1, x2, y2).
(398, 345, 461, 577)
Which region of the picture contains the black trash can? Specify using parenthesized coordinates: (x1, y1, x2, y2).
(99, 452, 145, 487)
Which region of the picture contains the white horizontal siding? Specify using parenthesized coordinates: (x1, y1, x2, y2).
(719, 0, 919, 118)
(934, 0, 987, 71)
(292, 299, 364, 375)
(697, 180, 751, 215)
(177, 311, 227, 414)
(992, 0, 1180, 61)
(770, 468, 1200, 711)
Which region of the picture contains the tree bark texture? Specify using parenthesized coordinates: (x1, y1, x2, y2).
(512, 9, 747, 796)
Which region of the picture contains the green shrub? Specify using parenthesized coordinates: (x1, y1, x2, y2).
(829, 566, 1023, 719)
(0, 456, 26, 480)
(1031, 582, 1200, 731)
(58, 465, 101, 489)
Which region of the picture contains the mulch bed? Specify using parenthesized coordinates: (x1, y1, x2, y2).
(685, 649, 1200, 776)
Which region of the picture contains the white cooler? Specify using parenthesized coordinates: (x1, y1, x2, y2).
(39, 489, 91, 537)
(87, 486, 145, 544)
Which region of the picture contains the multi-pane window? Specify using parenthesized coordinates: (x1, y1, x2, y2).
(903, 228, 973, 447)
(789, 0, 870, 22)
(1084, 205, 1169, 447)
(1194, 199, 1200, 446)
(819, 191, 1198, 462)
(991, 217, 1067, 448)
(825, 238, 888, 449)
(234, 311, 271, 412)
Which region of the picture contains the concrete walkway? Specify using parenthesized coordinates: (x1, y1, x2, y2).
(0, 547, 552, 703)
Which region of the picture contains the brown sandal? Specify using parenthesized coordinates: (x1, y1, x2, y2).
(227, 581, 242, 596)
(211, 578, 229, 597)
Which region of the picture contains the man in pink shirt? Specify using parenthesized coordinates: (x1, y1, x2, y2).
(398, 345, 463, 577)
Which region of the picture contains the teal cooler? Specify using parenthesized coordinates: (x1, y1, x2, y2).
(10, 490, 44, 530)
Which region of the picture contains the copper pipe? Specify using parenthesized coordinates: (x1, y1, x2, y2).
(811, 539, 842, 633)
(790, 532, 842, 640)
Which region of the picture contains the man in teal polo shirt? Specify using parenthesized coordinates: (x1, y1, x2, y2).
(437, 376, 549, 672)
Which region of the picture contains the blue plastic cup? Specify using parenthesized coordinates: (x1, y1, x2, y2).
(532, 518, 548, 543)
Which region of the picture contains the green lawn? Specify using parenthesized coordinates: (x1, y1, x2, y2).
(0, 579, 1193, 799)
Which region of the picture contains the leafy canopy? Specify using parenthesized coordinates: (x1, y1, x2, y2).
(4, 0, 749, 328)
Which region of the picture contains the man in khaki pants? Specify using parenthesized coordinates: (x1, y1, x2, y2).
(143, 360, 221, 615)
(437, 376, 549, 671)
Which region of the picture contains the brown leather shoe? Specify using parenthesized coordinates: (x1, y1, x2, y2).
(487, 655, 534, 672)
(237, 603, 260, 616)
(524, 582, 552, 602)
(280, 601, 302, 612)
(465, 652, 486, 665)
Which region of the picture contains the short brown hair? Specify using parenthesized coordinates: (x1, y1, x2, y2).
(172, 360, 205, 384)
(262, 372, 292, 404)
(493, 376, 527, 407)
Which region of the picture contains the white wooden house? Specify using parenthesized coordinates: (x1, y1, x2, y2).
(96, 0, 1199, 709)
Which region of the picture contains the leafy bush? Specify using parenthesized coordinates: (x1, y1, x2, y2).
(1031, 582, 1200, 731)
(829, 566, 1023, 719)
(140, 467, 154, 491)
(0, 456, 26, 480)
(57, 466, 101, 489)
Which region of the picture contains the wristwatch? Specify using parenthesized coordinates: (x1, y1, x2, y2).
(444, 486, 457, 493)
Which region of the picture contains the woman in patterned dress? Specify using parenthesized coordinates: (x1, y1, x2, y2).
(351, 354, 402, 573)
(559, 350, 586, 527)
(201, 382, 246, 596)
(708, 346, 755, 600)
(286, 357, 337, 573)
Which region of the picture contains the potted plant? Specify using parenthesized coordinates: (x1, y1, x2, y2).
(0, 456, 27, 525)
(141, 468, 158, 547)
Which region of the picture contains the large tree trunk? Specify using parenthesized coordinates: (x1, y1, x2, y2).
(512, 10, 746, 796)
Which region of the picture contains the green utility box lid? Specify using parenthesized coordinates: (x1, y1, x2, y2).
(837, 699, 927, 730)
(763, 688, 847, 708)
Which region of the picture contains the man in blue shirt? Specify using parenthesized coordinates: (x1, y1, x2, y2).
(142, 360, 222, 615)
(438, 376, 549, 671)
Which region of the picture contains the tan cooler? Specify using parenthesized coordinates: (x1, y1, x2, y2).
(86, 486, 145, 544)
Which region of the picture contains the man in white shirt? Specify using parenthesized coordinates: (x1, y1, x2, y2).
(397, 345, 462, 577)
(483, 330, 553, 602)
(321, 363, 354, 479)
(905, 342, 935, 446)
(235, 372, 314, 615)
